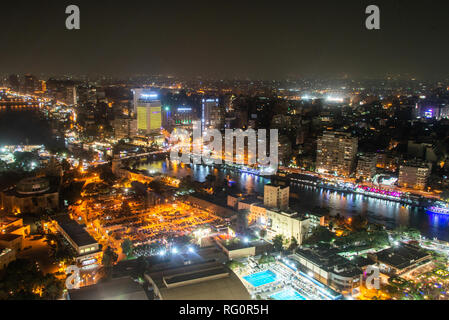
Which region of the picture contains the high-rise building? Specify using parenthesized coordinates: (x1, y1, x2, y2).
(264, 184, 289, 210)
(316, 131, 358, 177)
(266, 210, 310, 245)
(172, 106, 196, 129)
(133, 90, 162, 135)
(36, 80, 46, 94)
(65, 86, 77, 105)
(113, 118, 137, 139)
(202, 98, 223, 131)
(398, 162, 431, 190)
(8, 74, 20, 92)
(24, 74, 38, 94)
(356, 153, 377, 181)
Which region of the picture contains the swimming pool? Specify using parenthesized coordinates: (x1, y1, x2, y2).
(243, 270, 278, 287)
(270, 288, 307, 300)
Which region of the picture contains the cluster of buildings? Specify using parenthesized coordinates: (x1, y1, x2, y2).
(0, 216, 30, 270)
(228, 183, 324, 247)
(315, 131, 432, 190)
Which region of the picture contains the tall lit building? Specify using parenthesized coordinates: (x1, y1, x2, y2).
(65, 86, 77, 105)
(113, 118, 137, 139)
(202, 98, 223, 131)
(8, 74, 20, 92)
(24, 74, 38, 94)
(355, 153, 377, 181)
(264, 184, 289, 210)
(133, 90, 162, 135)
(266, 210, 310, 245)
(398, 162, 431, 190)
(172, 106, 196, 129)
(316, 131, 358, 177)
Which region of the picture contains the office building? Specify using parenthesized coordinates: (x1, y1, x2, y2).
(24, 74, 38, 94)
(264, 184, 289, 210)
(113, 118, 137, 139)
(316, 131, 358, 177)
(355, 153, 377, 181)
(133, 90, 162, 135)
(202, 98, 223, 131)
(172, 106, 196, 129)
(65, 85, 77, 105)
(266, 209, 310, 245)
(398, 162, 431, 190)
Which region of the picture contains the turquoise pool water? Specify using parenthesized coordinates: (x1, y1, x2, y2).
(270, 288, 306, 300)
(243, 270, 277, 287)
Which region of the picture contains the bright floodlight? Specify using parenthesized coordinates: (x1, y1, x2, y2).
(188, 246, 194, 253)
(159, 250, 166, 256)
(171, 247, 178, 254)
(243, 237, 249, 243)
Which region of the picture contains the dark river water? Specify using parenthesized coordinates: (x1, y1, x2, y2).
(0, 109, 54, 145)
(138, 159, 449, 241)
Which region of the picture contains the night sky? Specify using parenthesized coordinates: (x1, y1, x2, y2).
(0, 0, 449, 79)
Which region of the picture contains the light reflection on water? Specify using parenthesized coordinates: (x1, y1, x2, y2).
(138, 159, 449, 241)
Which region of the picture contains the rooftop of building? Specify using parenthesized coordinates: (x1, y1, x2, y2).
(294, 246, 362, 278)
(373, 243, 431, 270)
(264, 183, 289, 189)
(237, 196, 262, 205)
(68, 276, 149, 300)
(145, 260, 250, 300)
(267, 208, 309, 220)
(54, 215, 98, 248)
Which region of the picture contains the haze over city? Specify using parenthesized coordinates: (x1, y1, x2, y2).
(1, 0, 449, 79)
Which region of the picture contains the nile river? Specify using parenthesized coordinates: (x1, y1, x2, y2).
(138, 159, 449, 241)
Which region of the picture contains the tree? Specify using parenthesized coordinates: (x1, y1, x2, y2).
(0, 160, 8, 173)
(131, 256, 149, 279)
(236, 210, 249, 233)
(350, 215, 368, 231)
(102, 246, 118, 278)
(288, 237, 298, 252)
(148, 180, 164, 194)
(121, 238, 134, 259)
(179, 175, 196, 192)
(272, 235, 284, 252)
(0, 259, 64, 300)
(303, 226, 334, 245)
(206, 174, 216, 185)
(99, 165, 116, 185)
(13, 151, 39, 171)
